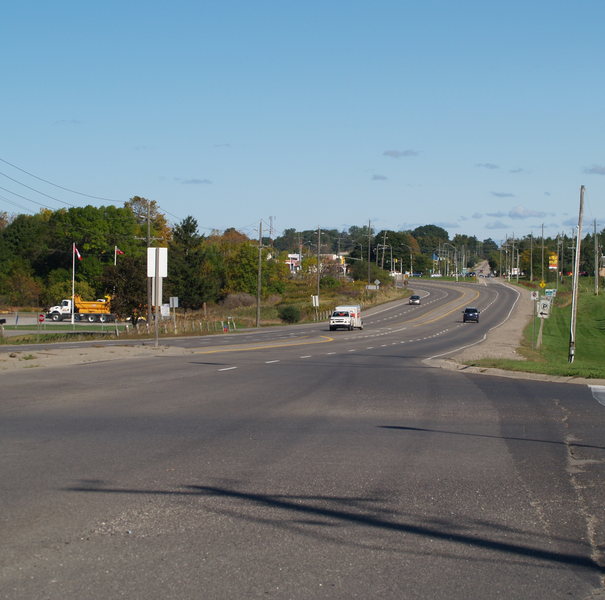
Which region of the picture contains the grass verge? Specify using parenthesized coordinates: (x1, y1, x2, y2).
(464, 281, 605, 379)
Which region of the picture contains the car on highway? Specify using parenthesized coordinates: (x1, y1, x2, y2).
(462, 307, 480, 323)
(409, 294, 421, 305)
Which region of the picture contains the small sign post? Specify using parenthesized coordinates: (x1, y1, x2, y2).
(531, 291, 538, 348)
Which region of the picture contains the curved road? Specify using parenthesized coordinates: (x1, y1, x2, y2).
(1, 280, 604, 600)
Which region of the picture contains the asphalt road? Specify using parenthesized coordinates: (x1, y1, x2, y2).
(1, 280, 604, 599)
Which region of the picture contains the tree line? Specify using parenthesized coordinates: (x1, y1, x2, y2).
(2, 198, 601, 317)
(0, 198, 288, 320)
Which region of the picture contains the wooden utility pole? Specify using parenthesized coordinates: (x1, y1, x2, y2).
(530, 232, 533, 282)
(541, 224, 545, 283)
(569, 186, 585, 363)
(595, 219, 599, 296)
(135, 201, 163, 325)
(256, 220, 263, 327)
(367, 220, 372, 285)
(316, 226, 321, 316)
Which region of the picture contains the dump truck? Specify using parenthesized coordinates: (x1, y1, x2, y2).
(47, 295, 116, 322)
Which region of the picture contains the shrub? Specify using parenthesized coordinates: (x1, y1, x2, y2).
(221, 293, 256, 309)
(278, 305, 301, 324)
(320, 276, 341, 290)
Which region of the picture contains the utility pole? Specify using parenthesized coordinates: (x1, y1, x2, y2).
(541, 224, 545, 283)
(530, 232, 533, 282)
(256, 220, 263, 327)
(569, 186, 585, 363)
(135, 201, 163, 324)
(367, 220, 372, 285)
(316, 226, 321, 314)
(512, 234, 516, 282)
(381, 231, 387, 269)
(595, 219, 599, 296)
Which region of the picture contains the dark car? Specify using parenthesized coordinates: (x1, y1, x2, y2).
(462, 307, 480, 323)
(409, 294, 421, 305)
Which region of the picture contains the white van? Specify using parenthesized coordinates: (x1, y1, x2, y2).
(329, 305, 363, 331)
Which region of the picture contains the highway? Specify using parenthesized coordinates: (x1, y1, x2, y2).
(1, 279, 604, 599)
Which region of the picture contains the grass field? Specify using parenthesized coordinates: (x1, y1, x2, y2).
(469, 280, 605, 379)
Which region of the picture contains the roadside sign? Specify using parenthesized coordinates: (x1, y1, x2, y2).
(531, 291, 539, 301)
(545, 289, 556, 297)
(38, 313, 45, 323)
(538, 300, 550, 319)
(374, 279, 381, 286)
(366, 285, 378, 290)
(147, 247, 168, 277)
(540, 281, 546, 288)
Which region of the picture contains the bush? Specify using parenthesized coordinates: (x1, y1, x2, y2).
(320, 276, 341, 289)
(277, 305, 301, 324)
(221, 293, 256, 309)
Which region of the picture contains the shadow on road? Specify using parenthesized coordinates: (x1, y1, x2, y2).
(66, 480, 604, 575)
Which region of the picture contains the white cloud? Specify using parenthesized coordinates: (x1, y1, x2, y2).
(476, 163, 499, 169)
(372, 174, 388, 180)
(486, 220, 508, 230)
(472, 212, 483, 219)
(383, 150, 418, 158)
(584, 164, 605, 175)
(486, 211, 506, 218)
(491, 192, 514, 198)
(181, 178, 213, 185)
(434, 221, 459, 228)
(509, 206, 545, 219)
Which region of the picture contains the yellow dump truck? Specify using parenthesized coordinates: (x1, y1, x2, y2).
(47, 295, 116, 322)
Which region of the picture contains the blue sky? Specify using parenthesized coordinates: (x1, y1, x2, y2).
(2, 1, 604, 244)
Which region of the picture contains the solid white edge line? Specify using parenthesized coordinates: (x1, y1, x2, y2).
(219, 367, 237, 371)
(589, 385, 605, 407)
(427, 281, 521, 360)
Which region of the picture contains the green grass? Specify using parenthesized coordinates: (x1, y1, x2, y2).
(3, 324, 128, 331)
(0, 332, 122, 345)
(467, 284, 605, 379)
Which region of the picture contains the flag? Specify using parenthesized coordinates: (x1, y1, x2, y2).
(75, 246, 82, 261)
(116, 248, 124, 255)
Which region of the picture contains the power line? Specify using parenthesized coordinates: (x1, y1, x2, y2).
(0, 157, 120, 202)
(0, 170, 79, 207)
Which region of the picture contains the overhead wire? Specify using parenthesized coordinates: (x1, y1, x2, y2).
(1, 158, 290, 240)
(0, 170, 79, 208)
(0, 157, 120, 203)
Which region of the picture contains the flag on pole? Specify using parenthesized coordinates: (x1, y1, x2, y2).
(75, 246, 83, 261)
(116, 248, 124, 255)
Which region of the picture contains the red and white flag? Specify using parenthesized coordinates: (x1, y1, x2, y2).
(116, 248, 124, 255)
(75, 246, 82, 261)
